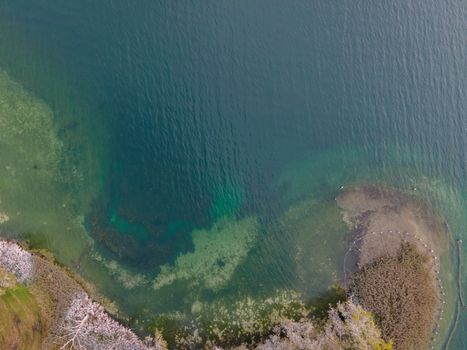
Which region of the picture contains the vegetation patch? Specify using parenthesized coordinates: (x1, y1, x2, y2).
(153, 216, 260, 292)
(307, 284, 347, 321)
(0, 284, 44, 350)
(350, 244, 438, 349)
(149, 290, 307, 349)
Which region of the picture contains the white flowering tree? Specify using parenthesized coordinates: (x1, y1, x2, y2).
(59, 293, 166, 350)
(0, 240, 34, 283)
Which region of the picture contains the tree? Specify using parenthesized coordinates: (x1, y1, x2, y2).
(59, 293, 166, 350)
(0, 240, 33, 284)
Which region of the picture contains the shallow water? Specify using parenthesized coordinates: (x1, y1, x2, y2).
(0, 0, 465, 348)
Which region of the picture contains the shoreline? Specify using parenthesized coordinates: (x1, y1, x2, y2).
(442, 238, 464, 350)
(0, 183, 459, 349)
(0, 239, 166, 350)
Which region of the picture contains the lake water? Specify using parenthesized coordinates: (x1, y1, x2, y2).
(0, 1, 465, 348)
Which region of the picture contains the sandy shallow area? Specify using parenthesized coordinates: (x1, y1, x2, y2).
(337, 184, 448, 271)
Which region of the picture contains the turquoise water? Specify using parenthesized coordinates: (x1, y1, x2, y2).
(0, 1, 465, 348)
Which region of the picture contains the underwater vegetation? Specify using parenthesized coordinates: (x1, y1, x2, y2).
(149, 290, 307, 348)
(0, 68, 99, 266)
(0, 70, 62, 174)
(0, 181, 457, 350)
(153, 216, 260, 292)
(90, 251, 148, 290)
(277, 198, 346, 295)
(148, 287, 394, 350)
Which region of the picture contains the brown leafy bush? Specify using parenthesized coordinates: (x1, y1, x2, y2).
(350, 244, 438, 349)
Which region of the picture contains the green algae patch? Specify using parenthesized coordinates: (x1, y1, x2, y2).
(91, 251, 149, 289)
(153, 216, 260, 291)
(0, 70, 62, 170)
(0, 284, 44, 350)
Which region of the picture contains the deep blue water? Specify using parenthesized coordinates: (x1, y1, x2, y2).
(0, 0, 465, 348)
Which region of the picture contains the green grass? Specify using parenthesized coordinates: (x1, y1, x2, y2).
(0, 285, 44, 350)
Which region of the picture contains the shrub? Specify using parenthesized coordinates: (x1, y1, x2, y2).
(254, 298, 392, 350)
(350, 244, 437, 349)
